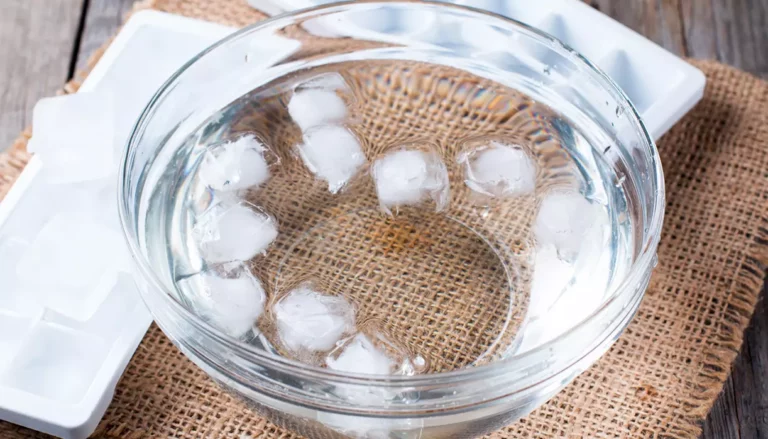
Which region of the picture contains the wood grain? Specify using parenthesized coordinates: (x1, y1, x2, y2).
(0, 0, 85, 150)
(681, 0, 768, 78)
(589, 0, 687, 56)
(75, 0, 136, 71)
(703, 278, 768, 439)
(0, 0, 767, 438)
(679, 0, 719, 59)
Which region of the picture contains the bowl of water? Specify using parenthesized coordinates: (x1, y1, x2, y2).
(119, 1, 664, 437)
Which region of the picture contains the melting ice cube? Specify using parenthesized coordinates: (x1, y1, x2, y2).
(533, 191, 608, 261)
(194, 202, 278, 263)
(297, 125, 366, 193)
(178, 262, 266, 338)
(327, 333, 395, 375)
(372, 148, 449, 213)
(274, 286, 355, 353)
(27, 92, 116, 184)
(460, 142, 537, 198)
(198, 135, 271, 192)
(288, 89, 348, 132)
(288, 73, 351, 131)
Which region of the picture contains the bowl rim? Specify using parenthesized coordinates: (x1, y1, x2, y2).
(118, 0, 665, 387)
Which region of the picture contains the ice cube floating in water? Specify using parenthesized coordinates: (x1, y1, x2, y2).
(194, 202, 278, 263)
(274, 285, 356, 353)
(287, 73, 350, 131)
(0, 11, 234, 439)
(198, 134, 271, 192)
(459, 142, 537, 198)
(372, 148, 450, 213)
(177, 261, 267, 338)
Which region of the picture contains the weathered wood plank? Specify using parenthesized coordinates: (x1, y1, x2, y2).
(0, 0, 85, 150)
(703, 282, 768, 439)
(702, 375, 743, 438)
(679, 0, 719, 60)
(75, 0, 136, 71)
(681, 0, 768, 78)
(589, 0, 687, 56)
(0, 2, 764, 439)
(682, 1, 768, 437)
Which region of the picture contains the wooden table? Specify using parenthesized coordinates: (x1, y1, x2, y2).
(1, 1, 766, 437)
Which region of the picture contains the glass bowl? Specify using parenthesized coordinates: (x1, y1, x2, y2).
(119, 1, 664, 437)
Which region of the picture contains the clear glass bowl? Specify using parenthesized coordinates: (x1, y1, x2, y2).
(119, 2, 664, 437)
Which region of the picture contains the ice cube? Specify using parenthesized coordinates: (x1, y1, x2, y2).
(516, 240, 612, 354)
(194, 202, 278, 263)
(27, 92, 116, 184)
(0, 322, 109, 403)
(461, 142, 537, 198)
(177, 262, 266, 338)
(0, 170, 113, 242)
(297, 125, 366, 193)
(199, 135, 270, 192)
(42, 273, 142, 341)
(15, 212, 125, 321)
(288, 89, 348, 131)
(98, 27, 219, 153)
(533, 191, 608, 261)
(327, 334, 395, 375)
(274, 286, 355, 353)
(372, 148, 449, 213)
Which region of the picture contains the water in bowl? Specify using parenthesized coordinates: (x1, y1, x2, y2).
(152, 60, 634, 375)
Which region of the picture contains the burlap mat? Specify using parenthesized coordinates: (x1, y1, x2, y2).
(1, 0, 768, 437)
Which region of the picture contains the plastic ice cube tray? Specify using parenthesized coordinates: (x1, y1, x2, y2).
(0, 12, 233, 439)
(247, 0, 706, 140)
(0, 3, 705, 437)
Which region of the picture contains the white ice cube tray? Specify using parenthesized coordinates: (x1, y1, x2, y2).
(0, 11, 233, 439)
(248, 0, 706, 140)
(0, 2, 705, 438)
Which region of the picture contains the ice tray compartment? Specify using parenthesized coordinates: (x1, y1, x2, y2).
(0, 323, 110, 403)
(495, 0, 702, 138)
(248, 0, 705, 140)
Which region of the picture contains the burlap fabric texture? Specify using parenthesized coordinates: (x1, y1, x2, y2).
(1, 0, 768, 437)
